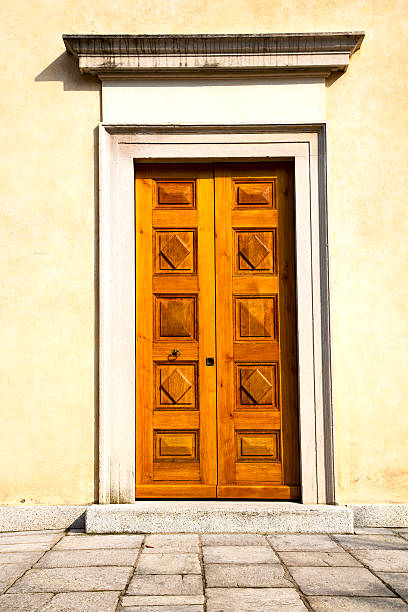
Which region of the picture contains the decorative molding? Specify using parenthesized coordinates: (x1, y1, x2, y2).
(98, 123, 335, 505)
(63, 32, 364, 78)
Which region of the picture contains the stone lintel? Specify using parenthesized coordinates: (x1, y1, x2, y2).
(63, 32, 364, 78)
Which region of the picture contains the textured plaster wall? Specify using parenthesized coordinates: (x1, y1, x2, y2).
(0, 0, 407, 505)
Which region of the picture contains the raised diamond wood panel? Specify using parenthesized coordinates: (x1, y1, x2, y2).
(154, 230, 196, 273)
(238, 365, 278, 407)
(157, 364, 195, 407)
(236, 432, 279, 461)
(236, 231, 276, 273)
(154, 431, 198, 461)
(156, 181, 195, 207)
(156, 231, 195, 272)
(156, 296, 196, 339)
(235, 296, 277, 339)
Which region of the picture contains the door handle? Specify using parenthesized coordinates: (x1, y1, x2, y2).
(170, 348, 181, 358)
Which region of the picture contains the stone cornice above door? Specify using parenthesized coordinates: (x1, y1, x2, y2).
(63, 32, 364, 79)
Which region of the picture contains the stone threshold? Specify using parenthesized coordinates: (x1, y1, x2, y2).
(2, 503, 408, 533)
(85, 502, 353, 534)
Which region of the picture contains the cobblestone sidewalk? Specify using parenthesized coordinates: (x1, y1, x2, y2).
(1, 528, 408, 610)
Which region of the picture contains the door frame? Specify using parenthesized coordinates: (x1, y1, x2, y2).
(98, 123, 336, 505)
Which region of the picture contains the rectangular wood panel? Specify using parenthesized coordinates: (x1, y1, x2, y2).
(156, 296, 197, 339)
(234, 180, 275, 207)
(156, 181, 195, 207)
(235, 296, 277, 340)
(236, 432, 279, 460)
(154, 431, 198, 461)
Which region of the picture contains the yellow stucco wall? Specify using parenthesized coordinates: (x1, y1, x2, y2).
(0, 0, 407, 505)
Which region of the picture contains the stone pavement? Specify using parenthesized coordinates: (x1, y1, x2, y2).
(1, 529, 408, 610)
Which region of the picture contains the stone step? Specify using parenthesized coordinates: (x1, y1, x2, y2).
(85, 502, 353, 534)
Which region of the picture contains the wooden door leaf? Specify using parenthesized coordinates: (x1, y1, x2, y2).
(215, 163, 299, 498)
(136, 164, 217, 497)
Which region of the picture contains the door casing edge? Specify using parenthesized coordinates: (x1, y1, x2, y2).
(98, 123, 336, 505)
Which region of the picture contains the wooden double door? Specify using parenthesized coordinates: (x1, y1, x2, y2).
(135, 162, 300, 499)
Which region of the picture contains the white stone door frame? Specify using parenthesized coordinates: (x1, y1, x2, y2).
(98, 123, 336, 505)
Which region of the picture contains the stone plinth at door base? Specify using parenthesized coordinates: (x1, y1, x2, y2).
(0, 506, 87, 532)
(350, 504, 408, 528)
(85, 502, 353, 534)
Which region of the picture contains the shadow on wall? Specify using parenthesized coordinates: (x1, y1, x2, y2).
(325, 70, 344, 88)
(35, 52, 99, 92)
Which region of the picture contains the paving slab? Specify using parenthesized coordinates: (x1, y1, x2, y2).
(143, 534, 199, 553)
(289, 566, 394, 596)
(307, 596, 408, 611)
(55, 534, 143, 549)
(8, 566, 132, 592)
(136, 553, 201, 574)
(334, 535, 408, 550)
(202, 534, 268, 546)
(203, 545, 279, 564)
(35, 547, 139, 567)
(122, 595, 204, 605)
(205, 563, 290, 587)
(0, 534, 61, 545)
(0, 564, 30, 592)
(353, 550, 408, 572)
(268, 534, 341, 551)
(0, 551, 43, 565)
(206, 587, 308, 611)
(355, 528, 396, 535)
(0, 542, 52, 553)
(280, 551, 361, 567)
(378, 573, 408, 600)
(0, 593, 53, 611)
(43, 591, 121, 611)
(121, 606, 203, 611)
(0, 530, 64, 537)
(399, 534, 408, 542)
(127, 574, 202, 595)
